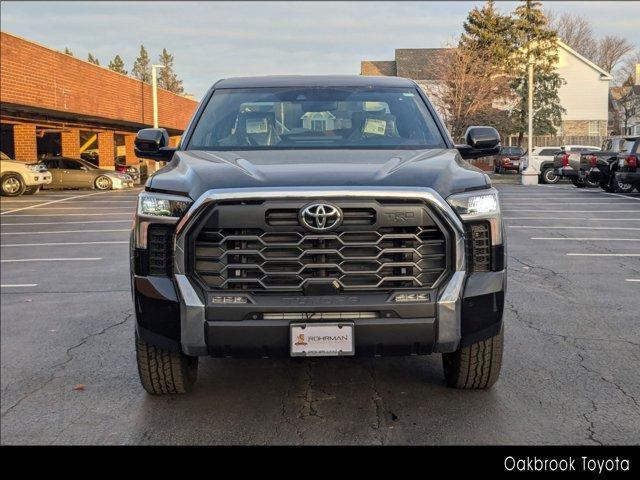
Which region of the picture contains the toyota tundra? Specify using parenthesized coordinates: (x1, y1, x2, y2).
(131, 76, 506, 394)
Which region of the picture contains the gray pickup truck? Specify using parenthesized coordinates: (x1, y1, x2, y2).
(130, 75, 506, 394)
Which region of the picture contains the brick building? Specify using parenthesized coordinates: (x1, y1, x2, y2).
(0, 31, 199, 170)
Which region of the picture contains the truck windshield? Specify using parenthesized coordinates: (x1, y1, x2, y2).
(187, 87, 446, 150)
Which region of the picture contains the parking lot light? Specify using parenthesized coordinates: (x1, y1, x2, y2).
(521, 58, 539, 185)
(151, 64, 166, 129)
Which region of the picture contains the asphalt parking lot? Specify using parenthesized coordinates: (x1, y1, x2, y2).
(1, 183, 639, 445)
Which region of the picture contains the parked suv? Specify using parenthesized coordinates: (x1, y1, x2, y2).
(131, 76, 506, 394)
(0, 151, 52, 196)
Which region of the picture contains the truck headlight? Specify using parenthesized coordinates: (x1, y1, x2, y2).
(447, 189, 503, 246)
(138, 192, 192, 218)
(447, 191, 499, 216)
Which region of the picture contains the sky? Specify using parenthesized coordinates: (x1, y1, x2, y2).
(1, 1, 638, 99)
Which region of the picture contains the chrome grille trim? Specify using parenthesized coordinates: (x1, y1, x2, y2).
(173, 187, 467, 354)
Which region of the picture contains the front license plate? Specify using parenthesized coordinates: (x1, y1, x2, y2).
(290, 323, 355, 357)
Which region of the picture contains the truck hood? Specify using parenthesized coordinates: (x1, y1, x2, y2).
(148, 149, 490, 200)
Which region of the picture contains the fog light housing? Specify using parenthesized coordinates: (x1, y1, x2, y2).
(212, 295, 248, 304)
(394, 293, 430, 302)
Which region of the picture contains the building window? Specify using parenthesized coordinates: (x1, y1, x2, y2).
(589, 121, 600, 135)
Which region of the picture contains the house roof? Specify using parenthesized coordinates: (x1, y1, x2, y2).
(394, 48, 453, 81)
(214, 75, 415, 89)
(556, 39, 614, 80)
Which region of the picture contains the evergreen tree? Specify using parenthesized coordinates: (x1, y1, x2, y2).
(64, 47, 73, 56)
(509, 0, 565, 142)
(157, 48, 184, 94)
(87, 53, 100, 65)
(132, 45, 151, 83)
(459, 0, 514, 70)
(108, 55, 128, 75)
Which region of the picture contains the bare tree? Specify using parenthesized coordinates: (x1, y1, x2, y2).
(615, 50, 640, 85)
(426, 45, 513, 140)
(593, 36, 635, 73)
(548, 10, 635, 76)
(549, 12, 596, 60)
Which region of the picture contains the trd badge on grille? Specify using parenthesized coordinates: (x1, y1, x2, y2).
(299, 202, 343, 232)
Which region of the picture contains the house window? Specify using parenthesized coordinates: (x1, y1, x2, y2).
(588, 121, 600, 135)
(311, 119, 326, 132)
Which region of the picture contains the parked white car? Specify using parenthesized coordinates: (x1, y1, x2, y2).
(520, 145, 600, 184)
(0, 152, 53, 196)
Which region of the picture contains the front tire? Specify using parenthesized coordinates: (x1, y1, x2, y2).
(570, 178, 586, 188)
(1, 173, 26, 196)
(135, 334, 198, 395)
(541, 167, 559, 184)
(442, 325, 503, 389)
(94, 175, 112, 190)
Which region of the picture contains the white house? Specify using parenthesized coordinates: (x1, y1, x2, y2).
(555, 40, 613, 137)
(361, 39, 614, 137)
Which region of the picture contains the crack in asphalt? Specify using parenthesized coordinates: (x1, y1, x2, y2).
(1, 310, 133, 419)
(368, 359, 386, 445)
(507, 299, 639, 445)
(576, 351, 640, 409)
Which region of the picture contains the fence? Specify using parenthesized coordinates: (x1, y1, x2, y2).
(503, 135, 604, 148)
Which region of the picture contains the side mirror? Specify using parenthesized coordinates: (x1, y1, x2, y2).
(456, 126, 501, 160)
(134, 128, 175, 161)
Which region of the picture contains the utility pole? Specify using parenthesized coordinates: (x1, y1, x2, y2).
(521, 0, 538, 185)
(151, 64, 165, 128)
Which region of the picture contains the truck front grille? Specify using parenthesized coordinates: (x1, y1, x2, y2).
(190, 199, 450, 293)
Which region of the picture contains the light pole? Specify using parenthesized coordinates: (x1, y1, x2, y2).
(521, 6, 538, 185)
(151, 64, 165, 129)
(521, 59, 538, 185)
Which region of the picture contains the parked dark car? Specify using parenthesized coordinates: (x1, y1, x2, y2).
(41, 156, 134, 190)
(493, 146, 525, 174)
(616, 148, 640, 192)
(582, 136, 639, 193)
(130, 75, 506, 395)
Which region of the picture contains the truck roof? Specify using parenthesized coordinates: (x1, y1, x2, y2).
(214, 75, 416, 89)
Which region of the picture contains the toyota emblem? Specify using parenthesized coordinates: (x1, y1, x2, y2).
(299, 203, 343, 232)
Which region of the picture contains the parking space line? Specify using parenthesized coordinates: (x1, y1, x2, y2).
(504, 217, 640, 220)
(1, 213, 133, 217)
(6, 207, 135, 210)
(504, 210, 639, 213)
(0, 284, 38, 287)
(1, 241, 128, 247)
(508, 226, 640, 230)
(1, 258, 102, 263)
(0, 190, 114, 215)
(566, 253, 640, 257)
(0, 199, 136, 204)
(531, 237, 639, 241)
(626, 279, 640, 282)
(505, 202, 635, 205)
(0, 220, 132, 226)
(1, 229, 130, 235)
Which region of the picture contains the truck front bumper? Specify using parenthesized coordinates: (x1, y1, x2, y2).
(132, 187, 506, 357)
(133, 269, 505, 357)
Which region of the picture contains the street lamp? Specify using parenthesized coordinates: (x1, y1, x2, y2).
(521, 58, 539, 185)
(151, 64, 165, 129)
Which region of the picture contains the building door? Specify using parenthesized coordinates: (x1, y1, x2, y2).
(37, 131, 62, 159)
(0, 124, 15, 158)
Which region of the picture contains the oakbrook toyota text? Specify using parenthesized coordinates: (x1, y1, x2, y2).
(130, 75, 506, 394)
